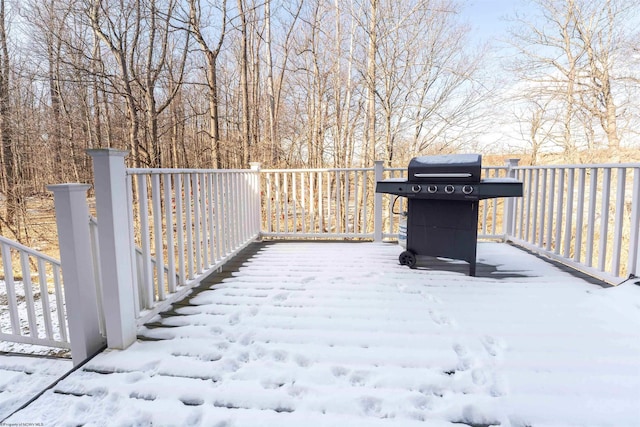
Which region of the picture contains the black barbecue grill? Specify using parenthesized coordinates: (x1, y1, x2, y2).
(376, 154, 522, 276)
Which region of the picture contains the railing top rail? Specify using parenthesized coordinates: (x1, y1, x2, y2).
(262, 167, 374, 173)
(515, 162, 640, 170)
(0, 235, 61, 266)
(126, 168, 256, 175)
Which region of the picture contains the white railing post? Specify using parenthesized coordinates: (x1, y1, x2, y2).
(250, 162, 262, 237)
(630, 168, 640, 276)
(47, 184, 105, 365)
(504, 158, 520, 240)
(87, 149, 137, 350)
(373, 161, 384, 242)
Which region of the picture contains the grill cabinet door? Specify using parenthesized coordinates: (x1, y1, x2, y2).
(406, 199, 479, 271)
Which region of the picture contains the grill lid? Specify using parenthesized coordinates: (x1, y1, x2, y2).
(408, 154, 481, 183)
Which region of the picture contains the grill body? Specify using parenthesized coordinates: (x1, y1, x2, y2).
(376, 154, 522, 275)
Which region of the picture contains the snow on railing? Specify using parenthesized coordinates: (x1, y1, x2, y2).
(0, 235, 69, 349)
(509, 163, 640, 284)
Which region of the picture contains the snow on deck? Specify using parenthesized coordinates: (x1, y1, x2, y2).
(7, 242, 640, 426)
(0, 354, 72, 420)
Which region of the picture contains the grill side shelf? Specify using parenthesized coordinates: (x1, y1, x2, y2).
(475, 181, 523, 199)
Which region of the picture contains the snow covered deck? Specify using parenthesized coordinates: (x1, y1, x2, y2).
(6, 242, 640, 426)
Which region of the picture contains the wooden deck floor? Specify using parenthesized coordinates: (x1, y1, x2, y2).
(5, 241, 638, 426)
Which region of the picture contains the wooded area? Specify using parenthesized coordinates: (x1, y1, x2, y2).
(0, 0, 639, 240)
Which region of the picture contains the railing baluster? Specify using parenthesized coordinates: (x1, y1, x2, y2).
(38, 258, 54, 340)
(265, 173, 277, 233)
(292, 172, 298, 232)
(585, 169, 598, 267)
(353, 171, 359, 233)
(126, 176, 141, 317)
(207, 173, 215, 266)
(213, 173, 222, 261)
(137, 175, 154, 308)
(52, 264, 67, 342)
(301, 172, 306, 233)
(563, 168, 574, 258)
(538, 169, 547, 247)
(284, 172, 289, 233)
(200, 173, 209, 268)
(308, 172, 318, 233)
(163, 174, 176, 293)
(241, 172, 247, 241)
(231, 173, 238, 248)
(629, 168, 640, 275)
(175, 174, 186, 284)
(524, 169, 532, 242)
(344, 171, 350, 233)
(242, 172, 249, 242)
(20, 252, 38, 338)
(574, 168, 586, 263)
(192, 173, 202, 274)
(362, 171, 369, 234)
(151, 174, 165, 301)
(598, 168, 611, 272)
(546, 169, 556, 252)
(611, 168, 626, 276)
(318, 172, 324, 233)
(1, 243, 20, 334)
(185, 173, 194, 279)
(554, 168, 565, 255)
(226, 173, 233, 249)
(531, 169, 539, 243)
(275, 173, 281, 234)
(335, 171, 340, 233)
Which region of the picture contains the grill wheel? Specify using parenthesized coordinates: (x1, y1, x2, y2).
(398, 250, 417, 268)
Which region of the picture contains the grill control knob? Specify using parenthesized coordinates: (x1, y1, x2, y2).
(427, 185, 438, 193)
(444, 185, 455, 194)
(411, 184, 422, 193)
(462, 185, 474, 195)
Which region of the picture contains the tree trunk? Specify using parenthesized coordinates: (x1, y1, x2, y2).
(238, 0, 251, 167)
(265, 0, 277, 166)
(0, 0, 17, 230)
(365, 0, 377, 167)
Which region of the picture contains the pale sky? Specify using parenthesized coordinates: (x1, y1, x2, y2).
(461, 0, 528, 42)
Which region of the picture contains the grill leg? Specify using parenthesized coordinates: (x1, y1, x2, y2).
(469, 260, 476, 277)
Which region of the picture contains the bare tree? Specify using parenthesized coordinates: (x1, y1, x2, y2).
(188, 0, 227, 168)
(572, 0, 632, 149)
(0, 0, 18, 232)
(364, 0, 377, 167)
(132, 0, 190, 168)
(237, 0, 251, 166)
(89, 0, 144, 167)
(507, 0, 638, 157)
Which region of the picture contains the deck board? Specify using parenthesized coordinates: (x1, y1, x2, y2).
(6, 241, 640, 426)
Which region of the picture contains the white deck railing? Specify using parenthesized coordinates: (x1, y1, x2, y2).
(18, 150, 638, 366)
(260, 160, 639, 284)
(47, 150, 260, 363)
(126, 167, 261, 325)
(510, 163, 640, 284)
(261, 162, 513, 241)
(0, 235, 69, 349)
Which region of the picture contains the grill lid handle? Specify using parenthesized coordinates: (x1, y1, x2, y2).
(413, 173, 472, 178)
